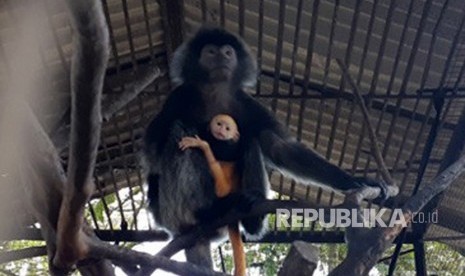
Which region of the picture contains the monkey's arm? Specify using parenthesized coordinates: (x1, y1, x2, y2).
(244, 96, 388, 196)
(259, 129, 389, 197)
(179, 136, 231, 197)
(260, 130, 357, 190)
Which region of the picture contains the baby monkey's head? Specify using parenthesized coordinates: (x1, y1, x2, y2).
(209, 114, 240, 142)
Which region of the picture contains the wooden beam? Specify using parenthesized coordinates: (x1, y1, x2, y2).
(259, 69, 457, 131)
(413, 240, 427, 276)
(157, 0, 185, 60)
(252, 231, 418, 244)
(413, 103, 465, 237)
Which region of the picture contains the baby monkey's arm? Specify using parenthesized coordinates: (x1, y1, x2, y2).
(179, 136, 230, 197)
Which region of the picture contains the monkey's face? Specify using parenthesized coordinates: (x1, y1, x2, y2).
(210, 115, 240, 141)
(199, 44, 238, 82)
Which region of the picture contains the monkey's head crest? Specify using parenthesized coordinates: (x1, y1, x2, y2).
(170, 27, 258, 88)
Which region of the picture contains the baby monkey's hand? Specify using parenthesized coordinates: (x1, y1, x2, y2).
(178, 135, 209, 151)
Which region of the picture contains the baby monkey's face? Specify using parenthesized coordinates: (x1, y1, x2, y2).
(210, 115, 239, 141)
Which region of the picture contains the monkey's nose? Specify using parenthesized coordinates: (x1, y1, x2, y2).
(219, 49, 232, 59)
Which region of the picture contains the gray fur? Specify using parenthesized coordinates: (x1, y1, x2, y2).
(169, 42, 189, 86)
(147, 121, 226, 269)
(153, 122, 216, 233)
(240, 138, 270, 240)
(185, 240, 213, 269)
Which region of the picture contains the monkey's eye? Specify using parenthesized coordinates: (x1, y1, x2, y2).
(217, 122, 221, 126)
(221, 45, 234, 57)
(226, 127, 230, 131)
(203, 45, 218, 56)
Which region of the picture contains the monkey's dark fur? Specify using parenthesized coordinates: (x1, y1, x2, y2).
(144, 27, 388, 269)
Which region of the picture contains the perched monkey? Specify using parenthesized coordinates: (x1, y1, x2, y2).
(179, 114, 246, 276)
(144, 27, 389, 269)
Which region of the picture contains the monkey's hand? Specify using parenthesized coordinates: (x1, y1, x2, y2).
(353, 177, 391, 200)
(178, 135, 209, 151)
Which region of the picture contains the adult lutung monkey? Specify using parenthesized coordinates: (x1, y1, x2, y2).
(143, 27, 389, 269)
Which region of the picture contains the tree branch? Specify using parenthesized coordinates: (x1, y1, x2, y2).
(0, 246, 47, 264)
(329, 151, 465, 275)
(11, 107, 222, 274)
(53, 0, 109, 271)
(138, 200, 333, 275)
(402, 152, 465, 214)
(87, 240, 227, 276)
(51, 64, 164, 152)
(157, 200, 318, 260)
(328, 59, 465, 275)
(9, 97, 114, 275)
(101, 65, 165, 121)
(336, 59, 399, 197)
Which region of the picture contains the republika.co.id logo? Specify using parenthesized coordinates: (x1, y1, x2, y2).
(276, 208, 438, 228)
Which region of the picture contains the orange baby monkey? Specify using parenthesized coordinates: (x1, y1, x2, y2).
(179, 114, 246, 276)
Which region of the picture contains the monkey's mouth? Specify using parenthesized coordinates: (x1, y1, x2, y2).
(210, 67, 233, 81)
(214, 66, 231, 72)
(213, 131, 227, 140)
(214, 63, 234, 70)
